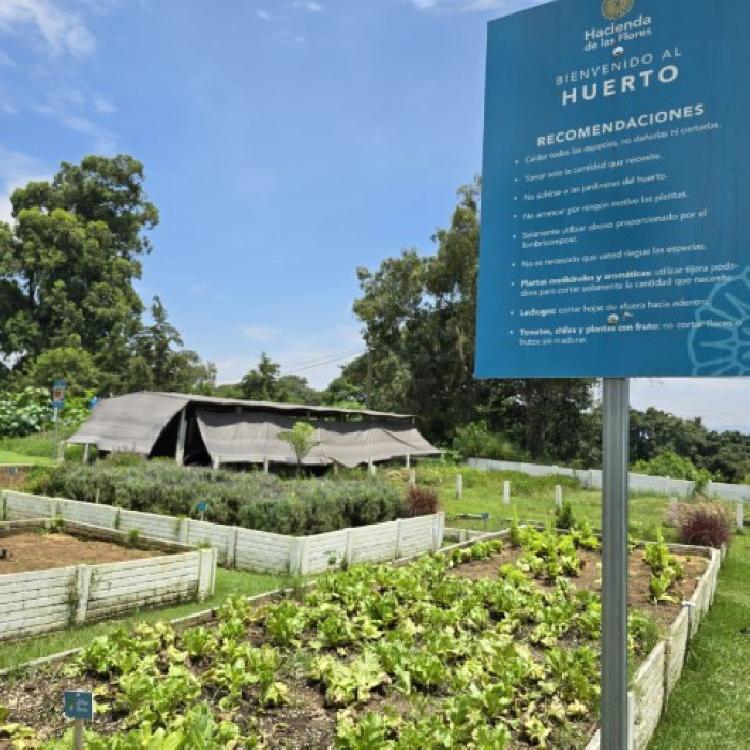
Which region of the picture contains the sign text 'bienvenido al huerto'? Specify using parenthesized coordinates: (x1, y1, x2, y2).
(475, 0, 750, 379)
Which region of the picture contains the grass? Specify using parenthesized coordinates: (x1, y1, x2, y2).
(0, 429, 84, 464)
(0, 567, 283, 672)
(428, 466, 671, 538)
(649, 534, 750, 749)
(0, 450, 53, 466)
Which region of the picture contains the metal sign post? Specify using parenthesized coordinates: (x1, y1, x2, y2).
(63, 690, 93, 750)
(601, 378, 630, 749)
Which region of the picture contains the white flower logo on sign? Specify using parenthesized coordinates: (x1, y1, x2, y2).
(688, 268, 750, 375)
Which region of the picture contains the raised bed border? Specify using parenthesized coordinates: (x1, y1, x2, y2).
(0, 528, 723, 750)
(0, 518, 217, 644)
(2, 490, 445, 576)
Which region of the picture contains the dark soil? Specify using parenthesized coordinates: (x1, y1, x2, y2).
(0, 545, 710, 749)
(0, 532, 162, 574)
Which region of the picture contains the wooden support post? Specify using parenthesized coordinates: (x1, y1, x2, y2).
(503, 480, 511, 506)
(455, 473, 463, 499)
(555, 484, 563, 510)
(73, 719, 84, 750)
(174, 408, 188, 466)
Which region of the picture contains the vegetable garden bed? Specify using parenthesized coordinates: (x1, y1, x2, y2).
(0, 524, 719, 749)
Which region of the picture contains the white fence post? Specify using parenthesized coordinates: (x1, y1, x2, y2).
(226, 527, 239, 568)
(409, 469, 416, 487)
(263, 457, 269, 475)
(736, 502, 745, 532)
(669, 496, 679, 525)
(405, 454, 411, 469)
(345, 529, 354, 566)
(289, 537, 306, 576)
(75, 565, 93, 624)
(431, 514, 442, 552)
(368, 458, 376, 476)
(455, 473, 463, 499)
(178, 518, 189, 545)
(197, 548, 217, 600)
(503, 480, 511, 506)
(555, 484, 563, 510)
(627, 691, 635, 750)
(394, 520, 404, 559)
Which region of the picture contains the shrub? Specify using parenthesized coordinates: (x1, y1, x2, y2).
(404, 485, 439, 517)
(632, 451, 712, 493)
(678, 503, 732, 548)
(555, 499, 575, 530)
(27, 462, 405, 536)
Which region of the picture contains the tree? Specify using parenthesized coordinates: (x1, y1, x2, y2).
(28, 347, 100, 397)
(241, 353, 281, 401)
(0, 155, 215, 395)
(347, 179, 594, 454)
(0, 156, 156, 378)
(278, 421, 317, 475)
(131, 296, 215, 394)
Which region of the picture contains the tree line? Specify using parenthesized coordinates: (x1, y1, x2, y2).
(2, 156, 749, 482)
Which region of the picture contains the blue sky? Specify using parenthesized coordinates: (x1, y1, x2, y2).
(0, 0, 748, 431)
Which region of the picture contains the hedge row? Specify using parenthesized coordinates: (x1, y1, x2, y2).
(26, 461, 407, 536)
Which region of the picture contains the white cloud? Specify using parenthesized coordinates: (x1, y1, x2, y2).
(292, 1, 323, 11)
(34, 88, 118, 152)
(0, 49, 14, 66)
(0, 147, 49, 224)
(94, 96, 116, 114)
(631, 378, 750, 433)
(0, 0, 95, 57)
(238, 325, 281, 342)
(217, 325, 364, 389)
(256, 9, 273, 21)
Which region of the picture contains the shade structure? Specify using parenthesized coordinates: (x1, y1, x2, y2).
(196, 410, 439, 468)
(68, 392, 189, 454)
(68, 391, 440, 467)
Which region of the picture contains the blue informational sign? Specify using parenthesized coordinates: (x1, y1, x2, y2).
(476, 0, 750, 378)
(52, 379, 67, 409)
(196, 501, 209, 514)
(63, 691, 94, 720)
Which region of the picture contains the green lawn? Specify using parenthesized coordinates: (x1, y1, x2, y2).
(430, 466, 671, 538)
(649, 534, 750, 749)
(0, 568, 283, 672)
(0, 450, 53, 466)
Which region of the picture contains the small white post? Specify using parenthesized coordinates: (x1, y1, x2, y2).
(736, 502, 744, 532)
(263, 457, 269, 475)
(82, 444, 90, 465)
(455, 473, 463, 499)
(74, 719, 84, 750)
(394, 520, 404, 559)
(212, 456, 220, 471)
(408, 469, 416, 487)
(669, 495, 679, 525)
(178, 517, 189, 545)
(345, 529, 354, 565)
(405, 453, 411, 469)
(503, 480, 511, 506)
(94, 487, 100, 505)
(555, 484, 563, 510)
(368, 458, 376, 476)
(75, 565, 93, 624)
(197, 548, 217, 600)
(227, 527, 239, 569)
